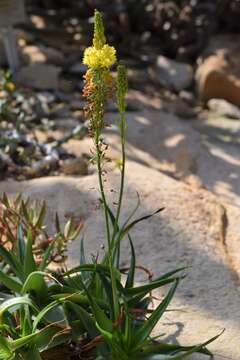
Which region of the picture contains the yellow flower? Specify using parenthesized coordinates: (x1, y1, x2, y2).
(83, 44, 116, 69)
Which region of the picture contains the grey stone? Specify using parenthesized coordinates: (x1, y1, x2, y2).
(151, 55, 193, 91)
(0, 0, 25, 27)
(21, 45, 65, 66)
(16, 64, 60, 90)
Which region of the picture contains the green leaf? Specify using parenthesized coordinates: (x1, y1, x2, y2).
(104, 201, 119, 232)
(125, 235, 135, 288)
(35, 325, 70, 352)
(121, 192, 141, 231)
(0, 245, 23, 280)
(0, 269, 22, 293)
(122, 208, 164, 237)
(123, 268, 185, 303)
(64, 218, 77, 239)
(21, 271, 48, 301)
(23, 230, 36, 279)
(0, 336, 12, 359)
(20, 199, 30, 222)
(132, 280, 179, 351)
(167, 331, 223, 360)
(10, 333, 39, 350)
(98, 271, 114, 318)
(65, 302, 99, 338)
(38, 242, 55, 271)
(80, 237, 86, 265)
(112, 207, 164, 260)
(124, 276, 180, 297)
(139, 342, 211, 358)
(0, 296, 38, 318)
(137, 331, 221, 360)
(79, 237, 89, 282)
(122, 300, 131, 349)
(55, 213, 61, 234)
(78, 276, 113, 333)
(64, 264, 111, 278)
(32, 299, 64, 331)
(34, 202, 46, 229)
(51, 292, 108, 310)
(17, 225, 25, 265)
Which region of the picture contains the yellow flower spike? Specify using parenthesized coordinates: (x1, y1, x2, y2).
(83, 10, 116, 69)
(83, 44, 116, 69)
(93, 10, 106, 50)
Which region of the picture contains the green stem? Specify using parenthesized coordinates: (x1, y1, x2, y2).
(95, 129, 119, 321)
(116, 113, 126, 225)
(95, 131, 111, 249)
(111, 112, 126, 267)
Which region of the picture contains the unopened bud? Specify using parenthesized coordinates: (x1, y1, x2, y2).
(93, 10, 106, 49)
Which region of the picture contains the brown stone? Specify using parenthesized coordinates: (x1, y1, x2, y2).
(60, 157, 88, 176)
(196, 35, 240, 106)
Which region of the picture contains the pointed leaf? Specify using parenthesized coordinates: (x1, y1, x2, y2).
(122, 208, 164, 239)
(17, 224, 25, 265)
(0, 244, 23, 280)
(0, 269, 22, 293)
(38, 242, 55, 271)
(0, 296, 38, 317)
(24, 229, 36, 279)
(34, 202, 46, 228)
(0, 336, 11, 359)
(125, 235, 136, 288)
(65, 302, 99, 338)
(132, 280, 179, 350)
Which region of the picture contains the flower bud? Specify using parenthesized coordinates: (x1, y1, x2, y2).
(93, 10, 106, 50)
(117, 64, 128, 112)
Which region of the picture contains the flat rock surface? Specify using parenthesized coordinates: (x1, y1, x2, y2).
(0, 160, 240, 360)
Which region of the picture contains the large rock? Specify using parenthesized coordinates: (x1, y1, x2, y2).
(64, 107, 240, 281)
(196, 34, 240, 106)
(16, 64, 60, 90)
(150, 55, 193, 92)
(0, 162, 239, 359)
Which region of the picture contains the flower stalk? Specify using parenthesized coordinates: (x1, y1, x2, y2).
(83, 10, 120, 321)
(112, 64, 128, 266)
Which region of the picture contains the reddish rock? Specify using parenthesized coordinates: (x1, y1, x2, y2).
(196, 35, 240, 106)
